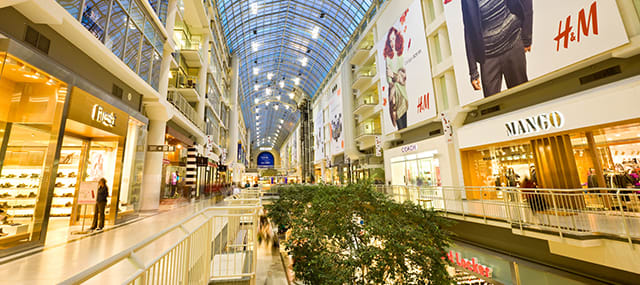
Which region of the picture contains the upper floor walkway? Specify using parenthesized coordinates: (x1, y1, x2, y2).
(0, 192, 263, 284)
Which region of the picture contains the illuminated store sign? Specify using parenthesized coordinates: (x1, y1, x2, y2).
(91, 104, 116, 128)
(447, 250, 493, 278)
(505, 111, 564, 137)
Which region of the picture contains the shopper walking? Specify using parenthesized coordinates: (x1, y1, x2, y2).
(90, 178, 108, 231)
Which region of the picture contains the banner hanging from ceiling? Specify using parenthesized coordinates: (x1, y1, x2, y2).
(313, 105, 325, 163)
(376, 0, 437, 135)
(444, 0, 629, 106)
(329, 75, 344, 155)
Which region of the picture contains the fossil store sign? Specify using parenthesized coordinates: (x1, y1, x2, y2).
(67, 87, 128, 137)
(505, 111, 564, 137)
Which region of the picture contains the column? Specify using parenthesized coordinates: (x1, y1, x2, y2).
(157, 0, 179, 100)
(225, 55, 239, 166)
(140, 119, 167, 211)
(197, 32, 210, 121)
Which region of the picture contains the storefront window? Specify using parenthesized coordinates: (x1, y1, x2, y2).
(0, 53, 69, 252)
(462, 144, 535, 191)
(118, 119, 146, 217)
(390, 151, 440, 186)
(462, 122, 640, 195)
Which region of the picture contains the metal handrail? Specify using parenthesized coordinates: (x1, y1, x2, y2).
(374, 185, 640, 244)
(59, 198, 260, 284)
(167, 91, 206, 132)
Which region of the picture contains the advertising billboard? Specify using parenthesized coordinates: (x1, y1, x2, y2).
(444, 0, 629, 106)
(257, 152, 274, 168)
(328, 76, 344, 155)
(376, 0, 437, 135)
(313, 105, 325, 163)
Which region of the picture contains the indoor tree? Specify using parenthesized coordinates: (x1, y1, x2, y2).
(266, 183, 453, 284)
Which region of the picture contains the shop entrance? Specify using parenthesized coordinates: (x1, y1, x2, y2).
(44, 119, 123, 241)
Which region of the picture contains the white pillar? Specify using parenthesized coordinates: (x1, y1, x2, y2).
(197, 32, 210, 121)
(225, 55, 240, 166)
(140, 119, 168, 211)
(157, 0, 179, 100)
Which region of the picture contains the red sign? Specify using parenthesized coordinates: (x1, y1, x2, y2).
(447, 250, 493, 278)
(554, 1, 599, 51)
(416, 93, 430, 114)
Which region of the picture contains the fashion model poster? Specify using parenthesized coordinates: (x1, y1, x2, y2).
(445, 0, 628, 106)
(328, 77, 344, 155)
(313, 105, 324, 163)
(376, 0, 436, 135)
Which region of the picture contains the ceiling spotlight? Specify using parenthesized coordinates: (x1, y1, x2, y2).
(250, 3, 258, 15)
(293, 77, 300, 85)
(266, 88, 272, 95)
(300, 57, 308, 66)
(252, 42, 259, 52)
(311, 26, 320, 39)
(274, 105, 279, 110)
(253, 67, 259, 75)
(254, 84, 260, 91)
(276, 96, 281, 100)
(254, 98, 259, 104)
(279, 80, 285, 88)
(267, 72, 274, 80)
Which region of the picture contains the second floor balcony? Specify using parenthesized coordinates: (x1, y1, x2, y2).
(356, 118, 381, 150)
(174, 29, 204, 67)
(352, 66, 376, 91)
(169, 69, 200, 101)
(167, 91, 205, 132)
(354, 91, 379, 117)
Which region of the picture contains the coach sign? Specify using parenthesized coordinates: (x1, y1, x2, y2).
(505, 111, 565, 137)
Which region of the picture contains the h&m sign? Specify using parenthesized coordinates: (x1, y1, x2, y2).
(505, 111, 564, 137)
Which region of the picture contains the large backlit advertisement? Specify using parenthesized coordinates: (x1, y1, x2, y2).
(376, 0, 437, 135)
(444, 0, 628, 106)
(313, 105, 324, 163)
(328, 76, 344, 155)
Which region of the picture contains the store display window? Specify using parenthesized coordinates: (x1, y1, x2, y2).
(0, 53, 69, 251)
(390, 151, 441, 187)
(117, 119, 146, 218)
(462, 122, 640, 202)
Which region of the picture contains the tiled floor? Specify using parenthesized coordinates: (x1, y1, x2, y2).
(0, 198, 219, 284)
(255, 239, 289, 285)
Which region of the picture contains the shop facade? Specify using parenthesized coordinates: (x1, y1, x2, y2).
(384, 136, 454, 187)
(447, 241, 593, 285)
(458, 75, 640, 201)
(0, 41, 148, 256)
(160, 125, 193, 201)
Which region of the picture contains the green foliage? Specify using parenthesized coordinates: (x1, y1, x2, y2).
(266, 183, 453, 285)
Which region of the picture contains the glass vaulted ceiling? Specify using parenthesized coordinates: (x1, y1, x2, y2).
(217, 0, 374, 150)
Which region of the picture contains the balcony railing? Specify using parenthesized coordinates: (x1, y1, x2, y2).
(169, 70, 199, 90)
(167, 91, 205, 132)
(354, 92, 379, 110)
(356, 121, 381, 137)
(374, 185, 640, 243)
(58, 194, 260, 284)
(354, 67, 376, 80)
